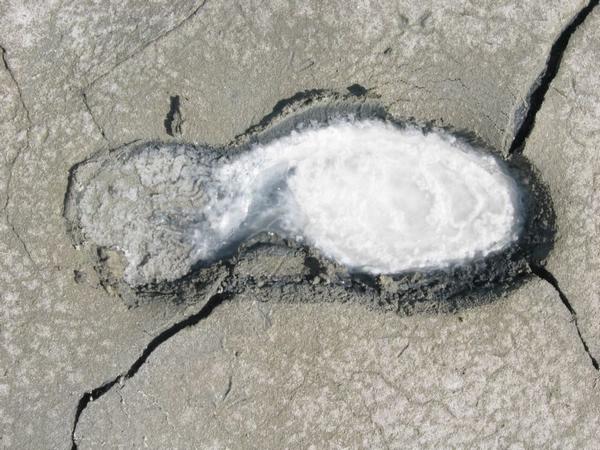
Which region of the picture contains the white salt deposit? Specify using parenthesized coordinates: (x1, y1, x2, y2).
(191, 119, 523, 274)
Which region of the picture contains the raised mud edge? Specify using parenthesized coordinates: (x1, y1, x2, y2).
(63, 90, 556, 312)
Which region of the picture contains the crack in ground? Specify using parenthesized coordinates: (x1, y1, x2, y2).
(1, 45, 31, 210)
(0, 45, 31, 128)
(70, 289, 233, 449)
(81, 91, 108, 143)
(84, 0, 209, 91)
(509, 0, 599, 154)
(1, 44, 37, 268)
(5, 217, 37, 270)
(531, 263, 599, 371)
(507, 0, 600, 372)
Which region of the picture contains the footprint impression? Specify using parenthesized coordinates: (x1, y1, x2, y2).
(64, 96, 554, 311)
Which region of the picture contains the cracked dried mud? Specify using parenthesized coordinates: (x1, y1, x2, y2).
(1, 1, 600, 449)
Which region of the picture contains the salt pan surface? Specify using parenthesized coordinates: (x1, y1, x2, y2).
(191, 119, 523, 274)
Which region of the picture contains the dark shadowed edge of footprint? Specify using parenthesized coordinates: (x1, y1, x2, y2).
(63, 89, 556, 314)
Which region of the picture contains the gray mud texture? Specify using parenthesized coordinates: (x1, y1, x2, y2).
(1, 1, 600, 449)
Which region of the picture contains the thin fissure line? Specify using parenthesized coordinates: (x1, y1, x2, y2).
(530, 263, 599, 371)
(0, 45, 32, 124)
(1, 45, 38, 269)
(81, 91, 108, 142)
(85, 0, 209, 90)
(509, 0, 599, 154)
(70, 291, 232, 450)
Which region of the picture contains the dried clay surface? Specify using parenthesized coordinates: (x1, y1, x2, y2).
(1, 1, 599, 449)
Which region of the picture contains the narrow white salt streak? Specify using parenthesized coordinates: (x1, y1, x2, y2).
(191, 119, 523, 274)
